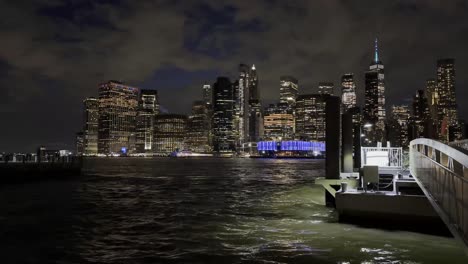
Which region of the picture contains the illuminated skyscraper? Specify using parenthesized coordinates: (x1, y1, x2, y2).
(318, 82, 334, 95)
(341, 73, 357, 110)
(235, 64, 251, 147)
(136, 89, 159, 154)
(185, 101, 212, 153)
(83, 97, 99, 155)
(437, 59, 458, 124)
(295, 94, 328, 141)
(98, 81, 139, 155)
(425, 78, 439, 124)
(212, 77, 235, 152)
(364, 38, 386, 144)
(279, 76, 298, 108)
(154, 114, 187, 154)
(263, 103, 294, 141)
(436, 59, 461, 141)
(202, 84, 212, 106)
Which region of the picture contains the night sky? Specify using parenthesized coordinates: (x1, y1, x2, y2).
(1, 0, 468, 152)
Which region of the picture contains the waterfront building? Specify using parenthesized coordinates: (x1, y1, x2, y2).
(83, 97, 99, 155)
(98, 81, 139, 155)
(263, 103, 295, 141)
(318, 82, 334, 95)
(363, 38, 386, 145)
(185, 101, 212, 153)
(295, 94, 329, 142)
(279, 76, 299, 108)
(136, 89, 159, 154)
(154, 114, 187, 154)
(257, 140, 325, 157)
(212, 77, 236, 152)
(341, 73, 357, 111)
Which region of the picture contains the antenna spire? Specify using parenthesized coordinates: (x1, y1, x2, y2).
(374, 38, 379, 63)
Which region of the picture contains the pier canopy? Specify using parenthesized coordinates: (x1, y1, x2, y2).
(410, 138, 468, 254)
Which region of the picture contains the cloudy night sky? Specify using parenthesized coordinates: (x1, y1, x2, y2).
(1, 0, 468, 152)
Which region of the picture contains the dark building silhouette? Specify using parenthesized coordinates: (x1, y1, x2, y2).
(212, 77, 236, 152)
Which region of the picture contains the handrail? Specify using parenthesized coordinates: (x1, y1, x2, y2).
(410, 138, 468, 255)
(412, 138, 468, 169)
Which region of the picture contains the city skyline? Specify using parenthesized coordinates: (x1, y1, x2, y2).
(2, 1, 468, 152)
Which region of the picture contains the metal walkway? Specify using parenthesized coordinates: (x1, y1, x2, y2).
(410, 138, 468, 254)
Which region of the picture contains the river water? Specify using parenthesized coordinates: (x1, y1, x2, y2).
(0, 158, 466, 263)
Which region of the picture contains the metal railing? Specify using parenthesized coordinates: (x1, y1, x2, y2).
(361, 146, 403, 169)
(410, 138, 468, 254)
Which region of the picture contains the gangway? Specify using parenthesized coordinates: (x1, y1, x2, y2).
(410, 138, 468, 254)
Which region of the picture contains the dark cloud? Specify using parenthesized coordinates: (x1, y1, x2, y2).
(1, 0, 468, 152)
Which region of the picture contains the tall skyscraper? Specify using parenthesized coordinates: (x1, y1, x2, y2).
(425, 78, 439, 124)
(185, 101, 212, 153)
(202, 84, 212, 106)
(318, 82, 334, 95)
(136, 89, 159, 154)
(248, 64, 263, 143)
(263, 103, 294, 141)
(98, 81, 139, 155)
(279, 76, 299, 108)
(364, 38, 386, 144)
(412, 89, 430, 139)
(212, 77, 235, 152)
(437, 59, 458, 125)
(235, 64, 251, 147)
(154, 114, 187, 154)
(83, 97, 99, 155)
(436, 58, 461, 141)
(295, 94, 329, 142)
(341, 73, 357, 110)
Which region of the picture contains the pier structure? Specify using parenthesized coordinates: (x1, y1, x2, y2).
(315, 97, 468, 254)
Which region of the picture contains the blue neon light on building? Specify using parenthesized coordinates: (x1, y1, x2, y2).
(257, 141, 325, 152)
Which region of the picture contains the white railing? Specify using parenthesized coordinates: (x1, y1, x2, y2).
(361, 147, 403, 169)
(410, 138, 468, 253)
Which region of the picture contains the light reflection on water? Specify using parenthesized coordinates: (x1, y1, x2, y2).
(0, 158, 466, 264)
